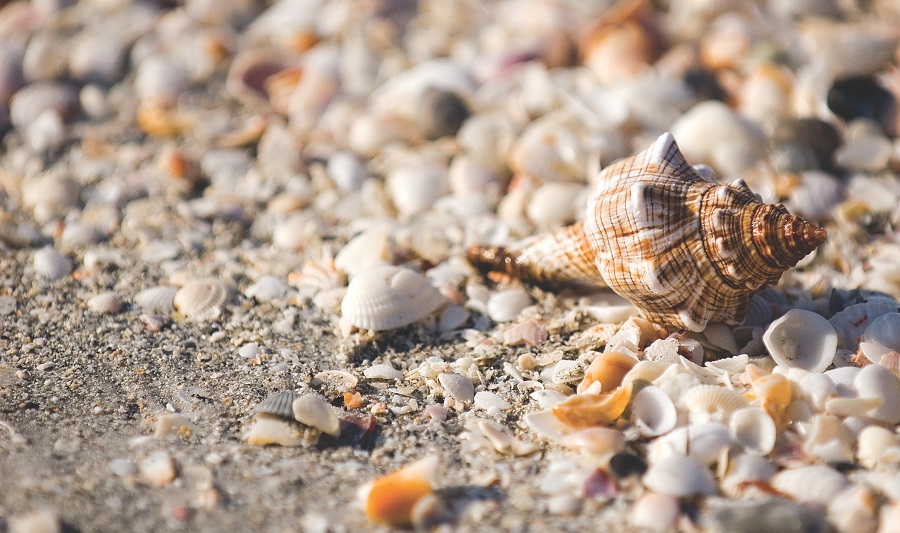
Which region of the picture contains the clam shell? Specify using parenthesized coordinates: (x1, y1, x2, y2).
(486, 288, 533, 323)
(770, 465, 849, 505)
(252, 391, 300, 419)
(86, 292, 123, 314)
(631, 385, 677, 437)
(854, 364, 900, 424)
(134, 286, 178, 313)
(863, 312, 900, 352)
(763, 309, 837, 372)
(292, 394, 340, 437)
(173, 278, 231, 321)
(32, 246, 72, 281)
(437, 372, 475, 403)
(642, 455, 717, 497)
(340, 266, 445, 331)
(682, 384, 750, 423)
(729, 407, 776, 456)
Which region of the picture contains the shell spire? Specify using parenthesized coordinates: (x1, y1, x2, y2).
(467, 132, 828, 332)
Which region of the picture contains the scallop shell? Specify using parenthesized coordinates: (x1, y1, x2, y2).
(763, 309, 837, 373)
(252, 391, 300, 419)
(468, 132, 826, 332)
(32, 246, 72, 281)
(631, 385, 677, 437)
(729, 407, 776, 456)
(829, 297, 900, 351)
(134, 286, 178, 313)
(340, 266, 445, 331)
(86, 292, 124, 314)
(770, 465, 849, 505)
(173, 278, 231, 321)
(682, 384, 750, 423)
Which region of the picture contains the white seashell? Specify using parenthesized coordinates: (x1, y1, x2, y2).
(140, 240, 180, 264)
(701, 322, 739, 355)
(244, 416, 314, 447)
(827, 485, 880, 533)
(631, 385, 677, 437)
(173, 278, 231, 321)
(854, 364, 900, 424)
(334, 225, 392, 277)
(682, 385, 750, 423)
(803, 414, 855, 463)
(438, 372, 474, 403)
(438, 305, 470, 333)
(292, 394, 340, 437)
(630, 492, 680, 532)
(770, 465, 849, 505)
(524, 409, 575, 443)
(705, 353, 750, 375)
(139, 451, 177, 488)
(642, 338, 681, 365)
(670, 100, 766, 176)
(530, 390, 569, 409)
(364, 363, 403, 381)
(863, 313, 900, 352)
(60, 222, 101, 251)
(798, 372, 837, 411)
(829, 297, 899, 351)
(648, 422, 732, 466)
(32, 246, 72, 281)
(473, 391, 512, 415)
(385, 160, 449, 218)
(134, 286, 178, 313)
(729, 407, 776, 456)
(86, 292, 123, 314)
(856, 426, 900, 469)
(622, 360, 670, 386)
(720, 453, 777, 498)
(252, 391, 300, 419)
(526, 182, 585, 228)
(643, 455, 717, 497)
(341, 266, 444, 331)
(244, 275, 288, 301)
(327, 151, 367, 193)
(486, 288, 532, 323)
(135, 55, 188, 108)
(475, 421, 540, 456)
(763, 309, 836, 372)
(9, 81, 78, 130)
(560, 427, 626, 456)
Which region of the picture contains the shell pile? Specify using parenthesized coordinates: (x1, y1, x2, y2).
(1, 0, 899, 530)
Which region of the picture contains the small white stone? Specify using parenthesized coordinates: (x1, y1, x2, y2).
(364, 363, 403, 381)
(139, 451, 177, 488)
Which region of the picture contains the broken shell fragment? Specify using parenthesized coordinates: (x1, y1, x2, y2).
(340, 266, 445, 331)
(763, 309, 837, 372)
(438, 372, 475, 403)
(551, 381, 633, 429)
(245, 416, 317, 447)
(292, 394, 340, 437)
(561, 427, 626, 456)
(577, 351, 637, 394)
(360, 456, 438, 527)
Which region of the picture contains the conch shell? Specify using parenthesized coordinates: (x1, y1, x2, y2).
(468, 133, 826, 332)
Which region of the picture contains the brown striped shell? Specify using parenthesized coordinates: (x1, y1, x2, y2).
(468, 133, 826, 332)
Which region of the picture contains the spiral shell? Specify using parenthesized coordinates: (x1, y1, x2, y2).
(468, 133, 826, 332)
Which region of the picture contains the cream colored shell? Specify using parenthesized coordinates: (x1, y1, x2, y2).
(468, 133, 826, 332)
(341, 266, 445, 331)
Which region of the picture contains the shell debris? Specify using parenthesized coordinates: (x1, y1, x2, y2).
(359, 456, 439, 527)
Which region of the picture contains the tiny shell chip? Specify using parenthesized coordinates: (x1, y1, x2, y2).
(340, 266, 445, 331)
(770, 465, 849, 505)
(763, 309, 837, 372)
(292, 394, 340, 437)
(173, 278, 231, 321)
(134, 286, 178, 313)
(86, 291, 123, 314)
(642, 455, 717, 497)
(32, 246, 72, 280)
(252, 391, 301, 419)
(438, 372, 475, 403)
(360, 456, 438, 527)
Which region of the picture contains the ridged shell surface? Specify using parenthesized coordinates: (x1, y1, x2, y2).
(32, 246, 72, 281)
(468, 133, 826, 332)
(340, 266, 445, 331)
(252, 391, 301, 419)
(173, 278, 231, 321)
(135, 286, 178, 313)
